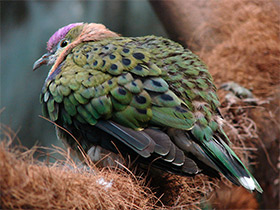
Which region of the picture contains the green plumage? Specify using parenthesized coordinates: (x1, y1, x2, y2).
(52, 36, 205, 131)
(36, 23, 262, 193)
(44, 36, 208, 128)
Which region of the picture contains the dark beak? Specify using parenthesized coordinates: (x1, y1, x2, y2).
(33, 52, 51, 71)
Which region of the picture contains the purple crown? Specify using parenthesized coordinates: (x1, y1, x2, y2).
(47, 22, 83, 51)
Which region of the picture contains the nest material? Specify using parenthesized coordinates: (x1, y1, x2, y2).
(0, 124, 157, 210)
(0, 123, 215, 210)
(208, 184, 259, 210)
(191, 0, 280, 97)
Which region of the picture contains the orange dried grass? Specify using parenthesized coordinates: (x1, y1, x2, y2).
(0, 123, 157, 210)
(208, 185, 259, 210)
(191, 0, 280, 98)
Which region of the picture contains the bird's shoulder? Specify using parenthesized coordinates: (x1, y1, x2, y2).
(43, 35, 221, 134)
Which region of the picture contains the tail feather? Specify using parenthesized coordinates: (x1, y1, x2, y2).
(219, 139, 263, 193)
(166, 128, 262, 192)
(200, 135, 263, 193)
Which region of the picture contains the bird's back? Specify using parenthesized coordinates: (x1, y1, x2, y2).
(39, 34, 262, 193)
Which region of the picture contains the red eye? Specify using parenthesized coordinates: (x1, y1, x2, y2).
(60, 40, 68, 47)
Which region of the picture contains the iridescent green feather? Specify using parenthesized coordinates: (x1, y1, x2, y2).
(40, 33, 262, 193)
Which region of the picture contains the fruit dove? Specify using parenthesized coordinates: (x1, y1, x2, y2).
(33, 23, 262, 193)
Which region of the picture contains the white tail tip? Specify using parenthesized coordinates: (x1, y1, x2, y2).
(239, 176, 256, 191)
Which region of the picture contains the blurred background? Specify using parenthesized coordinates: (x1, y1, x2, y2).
(1, 1, 166, 150)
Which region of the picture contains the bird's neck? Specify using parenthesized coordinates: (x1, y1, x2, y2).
(79, 23, 119, 42)
(50, 23, 119, 77)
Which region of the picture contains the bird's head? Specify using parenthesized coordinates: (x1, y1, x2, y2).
(33, 23, 119, 71)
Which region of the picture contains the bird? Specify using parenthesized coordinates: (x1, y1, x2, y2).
(33, 22, 262, 193)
